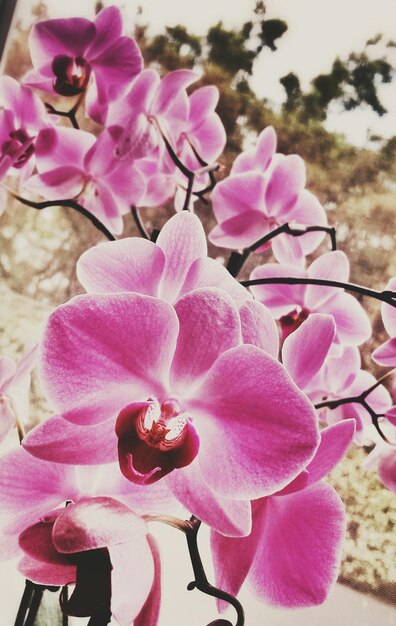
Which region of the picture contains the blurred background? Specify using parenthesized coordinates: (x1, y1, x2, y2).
(0, 1, 395, 624)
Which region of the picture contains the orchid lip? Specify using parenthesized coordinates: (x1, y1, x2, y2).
(52, 55, 92, 97)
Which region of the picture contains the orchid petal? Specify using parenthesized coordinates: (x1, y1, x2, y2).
(305, 251, 350, 309)
(239, 300, 279, 357)
(305, 420, 355, 484)
(249, 482, 345, 607)
(134, 535, 161, 626)
(171, 289, 241, 393)
(180, 258, 250, 308)
(372, 338, 396, 366)
(282, 314, 335, 389)
(188, 345, 319, 498)
(19, 555, 76, 585)
(166, 460, 252, 537)
(250, 263, 307, 316)
(321, 292, 371, 346)
(77, 238, 165, 296)
(381, 278, 396, 337)
(265, 155, 305, 218)
(41, 293, 179, 425)
(156, 211, 207, 302)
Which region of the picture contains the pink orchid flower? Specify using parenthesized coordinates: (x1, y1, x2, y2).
(304, 345, 391, 444)
(29, 287, 319, 536)
(209, 126, 327, 266)
(211, 420, 354, 609)
(25, 126, 145, 234)
(0, 448, 171, 625)
(250, 250, 371, 346)
(77, 211, 249, 306)
(0, 344, 38, 443)
(372, 277, 396, 366)
(0, 76, 51, 183)
(24, 6, 142, 123)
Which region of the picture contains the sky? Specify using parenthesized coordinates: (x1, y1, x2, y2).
(13, 0, 396, 146)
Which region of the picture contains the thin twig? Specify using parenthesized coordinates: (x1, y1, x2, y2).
(130, 205, 150, 239)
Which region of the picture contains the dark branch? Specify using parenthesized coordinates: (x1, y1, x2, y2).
(13, 194, 116, 242)
(227, 222, 337, 277)
(131, 205, 150, 239)
(185, 517, 245, 626)
(241, 276, 396, 307)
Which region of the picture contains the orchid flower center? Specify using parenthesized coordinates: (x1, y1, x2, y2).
(279, 307, 310, 339)
(116, 396, 200, 485)
(52, 55, 91, 96)
(1, 129, 34, 169)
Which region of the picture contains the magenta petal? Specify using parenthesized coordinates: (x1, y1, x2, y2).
(77, 238, 165, 296)
(53, 497, 146, 553)
(249, 482, 345, 607)
(91, 36, 142, 104)
(322, 292, 371, 346)
(109, 536, 154, 626)
(29, 18, 95, 68)
(306, 251, 350, 309)
(287, 189, 327, 255)
(265, 155, 305, 217)
(19, 555, 76, 586)
(134, 535, 161, 626)
(156, 212, 207, 302)
(35, 127, 94, 171)
(153, 69, 197, 118)
(180, 258, 250, 308)
(22, 414, 118, 464)
(41, 293, 178, 425)
(26, 167, 83, 199)
(210, 524, 258, 613)
(232, 126, 277, 175)
(372, 338, 396, 366)
(87, 6, 122, 58)
(305, 420, 355, 484)
(171, 289, 241, 392)
(19, 516, 68, 566)
(166, 460, 252, 536)
(188, 345, 319, 498)
(250, 263, 307, 317)
(282, 314, 335, 389)
(239, 300, 279, 357)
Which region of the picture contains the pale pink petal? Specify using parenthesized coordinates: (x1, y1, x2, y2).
(239, 300, 279, 357)
(381, 278, 396, 337)
(187, 345, 319, 498)
(77, 238, 165, 296)
(188, 86, 219, 125)
(272, 233, 305, 267)
(250, 263, 307, 317)
(109, 536, 154, 626)
(152, 69, 198, 119)
(156, 212, 207, 302)
(84, 180, 123, 235)
(372, 338, 396, 366)
(0, 356, 17, 389)
(25, 167, 84, 200)
(0, 76, 49, 130)
(41, 293, 178, 425)
(53, 497, 147, 553)
(22, 414, 118, 464)
(7, 343, 38, 389)
(134, 535, 161, 626)
(305, 420, 355, 484)
(287, 189, 328, 255)
(0, 448, 75, 556)
(166, 460, 252, 536)
(265, 155, 305, 218)
(34, 127, 94, 171)
(19, 555, 76, 585)
(180, 258, 250, 308)
(107, 70, 160, 126)
(249, 483, 345, 607)
(209, 211, 269, 250)
(231, 126, 277, 175)
(171, 289, 241, 393)
(385, 406, 396, 427)
(282, 314, 335, 389)
(0, 397, 15, 443)
(321, 292, 371, 346)
(306, 251, 350, 309)
(211, 172, 267, 222)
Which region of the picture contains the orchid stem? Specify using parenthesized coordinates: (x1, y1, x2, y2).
(227, 223, 337, 277)
(241, 276, 396, 307)
(14, 581, 34, 626)
(130, 205, 150, 239)
(314, 371, 396, 445)
(45, 93, 84, 130)
(13, 194, 116, 242)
